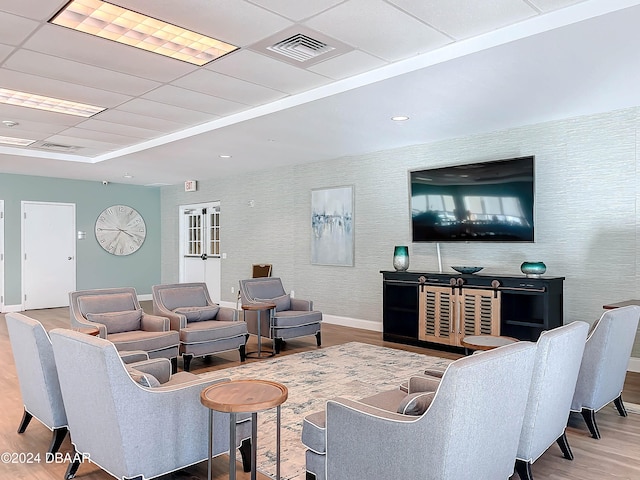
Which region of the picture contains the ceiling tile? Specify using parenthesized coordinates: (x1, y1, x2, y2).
(305, 0, 451, 61)
(0, 0, 66, 21)
(528, 0, 587, 12)
(247, 0, 345, 21)
(0, 102, 90, 128)
(142, 85, 246, 116)
(72, 119, 164, 139)
(388, 0, 537, 40)
(207, 50, 331, 94)
(0, 70, 131, 107)
(308, 50, 388, 80)
(55, 126, 141, 146)
(94, 109, 189, 132)
(0, 43, 13, 63)
(40, 133, 125, 151)
(117, 0, 293, 46)
(115, 98, 216, 124)
(22, 25, 198, 83)
(0, 11, 40, 45)
(173, 69, 287, 106)
(4, 50, 161, 97)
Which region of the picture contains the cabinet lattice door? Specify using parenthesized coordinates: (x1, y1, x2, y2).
(419, 285, 501, 347)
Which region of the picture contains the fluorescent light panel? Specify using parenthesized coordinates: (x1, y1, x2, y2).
(0, 88, 105, 117)
(50, 0, 238, 66)
(0, 135, 36, 146)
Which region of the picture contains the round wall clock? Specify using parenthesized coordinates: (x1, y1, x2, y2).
(95, 205, 146, 256)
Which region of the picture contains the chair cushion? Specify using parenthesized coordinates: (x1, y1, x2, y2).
(302, 410, 326, 454)
(180, 320, 248, 343)
(78, 293, 137, 314)
(159, 286, 209, 310)
(109, 330, 179, 354)
(174, 305, 219, 322)
(255, 294, 290, 312)
(272, 310, 322, 327)
(87, 308, 143, 334)
(397, 392, 435, 415)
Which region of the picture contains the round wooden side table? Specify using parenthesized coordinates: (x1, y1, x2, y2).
(461, 335, 518, 353)
(201, 379, 288, 480)
(242, 302, 276, 358)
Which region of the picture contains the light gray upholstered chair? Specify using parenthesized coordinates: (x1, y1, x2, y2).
(5, 312, 68, 454)
(239, 277, 322, 354)
(515, 321, 589, 480)
(570, 305, 640, 439)
(69, 287, 180, 371)
(49, 328, 252, 480)
(302, 341, 536, 480)
(152, 282, 248, 371)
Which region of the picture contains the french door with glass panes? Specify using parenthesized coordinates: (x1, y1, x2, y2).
(179, 202, 221, 302)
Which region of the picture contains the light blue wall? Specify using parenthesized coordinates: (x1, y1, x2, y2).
(0, 173, 161, 305)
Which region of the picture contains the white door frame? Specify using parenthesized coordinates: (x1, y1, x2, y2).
(21, 201, 76, 310)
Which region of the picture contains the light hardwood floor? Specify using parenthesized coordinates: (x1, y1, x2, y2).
(1, 305, 639, 480)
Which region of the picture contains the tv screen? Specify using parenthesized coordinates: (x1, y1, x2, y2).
(410, 156, 534, 242)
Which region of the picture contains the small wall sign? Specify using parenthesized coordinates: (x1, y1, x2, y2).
(184, 180, 197, 192)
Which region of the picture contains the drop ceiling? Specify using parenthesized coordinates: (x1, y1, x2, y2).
(1, 0, 639, 186)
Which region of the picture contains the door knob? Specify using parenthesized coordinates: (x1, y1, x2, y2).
(68, 256, 73, 260)
(201, 253, 208, 260)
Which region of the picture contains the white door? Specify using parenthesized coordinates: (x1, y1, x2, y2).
(179, 202, 221, 302)
(0, 200, 4, 312)
(22, 201, 76, 309)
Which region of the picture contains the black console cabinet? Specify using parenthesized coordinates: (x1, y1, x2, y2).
(381, 270, 564, 348)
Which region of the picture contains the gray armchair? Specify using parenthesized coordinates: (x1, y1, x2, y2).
(152, 282, 249, 371)
(570, 305, 640, 439)
(302, 341, 536, 480)
(69, 287, 180, 371)
(239, 277, 322, 354)
(49, 328, 252, 480)
(5, 312, 68, 454)
(515, 321, 589, 480)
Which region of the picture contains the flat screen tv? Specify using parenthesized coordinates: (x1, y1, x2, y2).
(410, 156, 534, 242)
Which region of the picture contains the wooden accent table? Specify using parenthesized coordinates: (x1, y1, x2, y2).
(602, 300, 640, 310)
(73, 326, 100, 336)
(461, 335, 518, 353)
(201, 379, 288, 480)
(242, 302, 276, 358)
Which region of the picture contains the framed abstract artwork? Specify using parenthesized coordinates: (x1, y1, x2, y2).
(311, 186, 354, 266)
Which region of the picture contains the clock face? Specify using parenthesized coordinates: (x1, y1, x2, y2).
(95, 205, 146, 256)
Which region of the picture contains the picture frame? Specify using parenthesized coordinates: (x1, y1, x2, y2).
(311, 185, 354, 266)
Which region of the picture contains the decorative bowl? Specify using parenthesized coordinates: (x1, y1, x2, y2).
(520, 261, 546, 277)
(451, 266, 483, 274)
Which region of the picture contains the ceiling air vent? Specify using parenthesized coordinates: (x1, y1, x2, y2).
(267, 34, 335, 62)
(38, 142, 80, 152)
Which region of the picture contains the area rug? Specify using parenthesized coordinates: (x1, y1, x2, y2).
(200, 342, 452, 480)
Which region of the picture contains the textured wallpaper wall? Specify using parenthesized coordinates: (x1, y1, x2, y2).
(161, 106, 640, 357)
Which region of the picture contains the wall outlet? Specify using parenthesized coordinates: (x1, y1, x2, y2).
(231, 286, 235, 294)
(290, 290, 295, 298)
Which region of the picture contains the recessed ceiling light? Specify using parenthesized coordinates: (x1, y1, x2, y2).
(219, 154, 232, 158)
(0, 135, 36, 146)
(50, 0, 239, 66)
(391, 115, 410, 121)
(2, 120, 19, 127)
(0, 88, 105, 117)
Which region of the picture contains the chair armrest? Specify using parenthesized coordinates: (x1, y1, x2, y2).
(140, 313, 170, 332)
(74, 319, 107, 338)
(408, 375, 441, 394)
(216, 306, 237, 321)
(119, 350, 149, 364)
(152, 303, 186, 330)
(127, 358, 172, 384)
(290, 298, 312, 311)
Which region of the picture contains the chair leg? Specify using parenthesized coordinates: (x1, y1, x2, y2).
(614, 394, 628, 417)
(17, 409, 33, 433)
(581, 408, 601, 439)
(239, 344, 247, 362)
(315, 330, 322, 347)
(306, 472, 317, 480)
(556, 432, 574, 460)
(65, 458, 81, 480)
(170, 356, 178, 374)
(239, 438, 252, 472)
(515, 459, 534, 480)
(182, 354, 193, 372)
(48, 427, 69, 454)
(274, 338, 284, 354)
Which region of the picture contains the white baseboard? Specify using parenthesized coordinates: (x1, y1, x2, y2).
(322, 314, 383, 332)
(138, 294, 152, 302)
(629, 357, 640, 373)
(2, 304, 23, 313)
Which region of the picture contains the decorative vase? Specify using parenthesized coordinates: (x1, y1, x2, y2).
(520, 261, 546, 278)
(393, 246, 410, 271)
